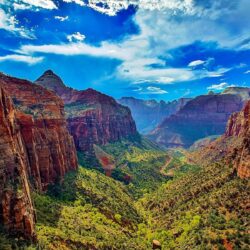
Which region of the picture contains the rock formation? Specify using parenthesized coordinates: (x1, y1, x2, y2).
(148, 88, 250, 148)
(0, 73, 78, 191)
(35, 70, 137, 153)
(118, 97, 191, 133)
(0, 72, 78, 239)
(191, 100, 250, 179)
(0, 86, 36, 240)
(224, 100, 250, 178)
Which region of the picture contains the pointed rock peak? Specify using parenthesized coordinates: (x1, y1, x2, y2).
(43, 69, 55, 75)
(35, 69, 66, 92)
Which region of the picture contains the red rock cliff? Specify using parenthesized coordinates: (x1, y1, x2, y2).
(0, 87, 36, 240)
(191, 101, 250, 179)
(0, 73, 78, 191)
(35, 70, 137, 153)
(224, 101, 250, 178)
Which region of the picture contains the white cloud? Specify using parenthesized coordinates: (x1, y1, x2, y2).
(188, 60, 205, 67)
(19, 0, 57, 10)
(0, 8, 34, 38)
(244, 70, 250, 74)
(55, 16, 69, 22)
(146, 86, 168, 94)
(135, 86, 168, 95)
(207, 82, 235, 91)
(0, 54, 43, 64)
(67, 32, 86, 42)
(62, 0, 195, 16)
(1, 0, 57, 10)
(63, 0, 85, 7)
(5, 0, 246, 81)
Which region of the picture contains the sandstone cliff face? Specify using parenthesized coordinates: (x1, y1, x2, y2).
(148, 89, 250, 148)
(191, 100, 250, 179)
(0, 73, 78, 191)
(0, 87, 35, 239)
(35, 70, 137, 153)
(118, 97, 191, 133)
(224, 101, 250, 178)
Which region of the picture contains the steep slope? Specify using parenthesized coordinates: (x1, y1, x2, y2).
(35, 70, 137, 153)
(148, 88, 250, 148)
(192, 100, 250, 179)
(0, 87, 35, 240)
(0, 73, 78, 191)
(118, 97, 191, 133)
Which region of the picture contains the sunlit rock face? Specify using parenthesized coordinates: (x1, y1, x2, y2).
(224, 100, 250, 178)
(0, 73, 78, 192)
(0, 86, 36, 240)
(148, 88, 250, 148)
(35, 70, 138, 153)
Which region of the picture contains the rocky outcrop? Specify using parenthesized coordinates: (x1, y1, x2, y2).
(35, 70, 137, 153)
(148, 88, 250, 148)
(224, 101, 250, 178)
(0, 73, 78, 191)
(118, 97, 191, 133)
(0, 87, 36, 240)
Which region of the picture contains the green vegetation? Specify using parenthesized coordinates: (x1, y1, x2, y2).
(102, 137, 168, 197)
(33, 167, 145, 249)
(137, 162, 249, 249)
(1, 137, 248, 250)
(65, 102, 96, 118)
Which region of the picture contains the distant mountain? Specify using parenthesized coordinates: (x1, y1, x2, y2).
(118, 97, 191, 133)
(148, 87, 250, 148)
(35, 70, 137, 153)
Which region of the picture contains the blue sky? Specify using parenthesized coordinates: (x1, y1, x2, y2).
(0, 0, 250, 101)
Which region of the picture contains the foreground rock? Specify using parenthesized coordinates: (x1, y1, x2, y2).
(148, 88, 250, 148)
(0, 86, 36, 240)
(35, 70, 137, 153)
(0, 73, 78, 191)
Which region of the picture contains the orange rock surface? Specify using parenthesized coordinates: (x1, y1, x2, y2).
(0, 86, 36, 240)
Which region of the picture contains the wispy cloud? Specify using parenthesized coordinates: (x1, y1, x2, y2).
(207, 82, 235, 91)
(134, 86, 168, 95)
(15, 0, 57, 10)
(0, 54, 43, 64)
(0, 8, 35, 38)
(55, 16, 69, 22)
(188, 60, 205, 67)
(63, 0, 85, 7)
